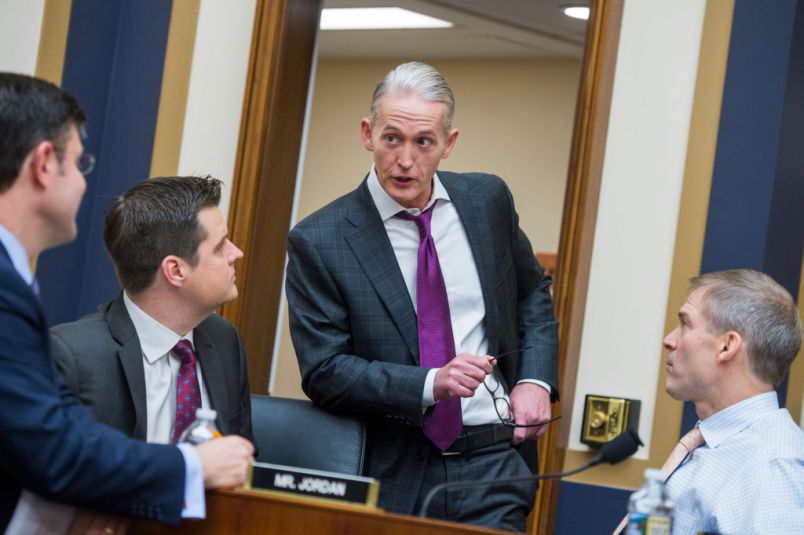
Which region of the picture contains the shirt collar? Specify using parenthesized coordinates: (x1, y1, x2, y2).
(0, 223, 34, 286)
(366, 166, 451, 221)
(698, 391, 779, 449)
(123, 292, 194, 364)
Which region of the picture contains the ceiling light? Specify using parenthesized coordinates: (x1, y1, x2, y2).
(563, 6, 590, 21)
(320, 8, 453, 30)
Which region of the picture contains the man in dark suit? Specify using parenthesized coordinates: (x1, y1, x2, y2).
(0, 73, 252, 532)
(285, 62, 559, 531)
(51, 176, 253, 445)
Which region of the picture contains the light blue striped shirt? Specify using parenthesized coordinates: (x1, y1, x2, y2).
(666, 392, 804, 534)
(0, 223, 34, 286)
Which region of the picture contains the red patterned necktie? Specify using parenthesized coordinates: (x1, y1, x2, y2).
(171, 339, 202, 443)
(398, 204, 463, 451)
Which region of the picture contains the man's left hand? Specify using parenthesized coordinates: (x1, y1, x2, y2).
(509, 383, 552, 444)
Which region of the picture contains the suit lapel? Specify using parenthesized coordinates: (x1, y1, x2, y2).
(439, 173, 500, 354)
(106, 295, 148, 440)
(344, 182, 420, 362)
(0, 241, 45, 328)
(193, 325, 229, 433)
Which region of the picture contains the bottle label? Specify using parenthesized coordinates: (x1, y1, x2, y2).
(627, 513, 672, 535)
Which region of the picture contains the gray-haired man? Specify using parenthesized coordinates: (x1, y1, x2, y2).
(286, 61, 559, 530)
(662, 269, 803, 534)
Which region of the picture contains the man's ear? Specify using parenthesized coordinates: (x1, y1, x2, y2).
(29, 141, 58, 189)
(160, 256, 186, 289)
(360, 118, 374, 151)
(715, 331, 743, 364)
(441, 128, 460, 159)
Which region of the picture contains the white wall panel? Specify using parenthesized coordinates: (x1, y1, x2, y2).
(0, 0, 45, 74)
(176, 0, 257, 219)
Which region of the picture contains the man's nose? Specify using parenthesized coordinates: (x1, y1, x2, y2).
(398, 144, 414, 168)
(663, 329, 677, 350)
(230, 242, 244, 262)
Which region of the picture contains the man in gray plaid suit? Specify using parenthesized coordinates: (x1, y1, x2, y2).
(286, 62, 559, 531)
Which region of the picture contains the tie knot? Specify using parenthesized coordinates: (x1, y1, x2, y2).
(679, 426, 705, 452)
(173, 339, 196, 365)
(396, 204, 434, 240)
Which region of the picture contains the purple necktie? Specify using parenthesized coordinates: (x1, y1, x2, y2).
(398, 204, 463, 451)
(172, 339, 202, 443)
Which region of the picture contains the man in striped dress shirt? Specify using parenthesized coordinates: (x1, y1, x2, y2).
(662, 269, 803, 534)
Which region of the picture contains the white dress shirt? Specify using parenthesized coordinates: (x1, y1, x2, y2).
(122, 292, 212, 444)
(367, 170, 547, 426)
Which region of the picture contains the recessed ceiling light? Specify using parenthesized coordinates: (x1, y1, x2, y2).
(320, 7, 453, 30)
(563, 6, 590, 21)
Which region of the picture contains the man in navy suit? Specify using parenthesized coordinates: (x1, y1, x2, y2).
(0, 73, 253, 532)
(51, 176, 253, 446)
(286, 62, 559, 531)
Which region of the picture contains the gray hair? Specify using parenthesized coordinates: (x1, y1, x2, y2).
(369, 62, 455, 131)
(690, 269, 802, 386)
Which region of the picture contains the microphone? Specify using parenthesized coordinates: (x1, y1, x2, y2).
(418, 428, 643, 518)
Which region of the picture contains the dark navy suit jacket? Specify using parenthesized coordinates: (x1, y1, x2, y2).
(0, 243, 185, 530)
(286, 172, 559, 514)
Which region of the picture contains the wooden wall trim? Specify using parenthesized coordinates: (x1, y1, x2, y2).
(531, 1, 624, 533)
(35, 0, 72, 85)
(150, 0, 201, 178)
(221, 0, 321, 394)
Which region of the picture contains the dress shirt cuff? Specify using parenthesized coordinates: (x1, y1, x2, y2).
(177, 443, 206, 518)
(422, 368, 438, 407)
(516, 379, 551, 395)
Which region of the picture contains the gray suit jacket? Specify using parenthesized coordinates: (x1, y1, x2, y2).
(50, 294, 253, 443)
(285, 171, 559, 514)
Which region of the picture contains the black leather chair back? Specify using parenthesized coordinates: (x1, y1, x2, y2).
(250, 395, 366, 475)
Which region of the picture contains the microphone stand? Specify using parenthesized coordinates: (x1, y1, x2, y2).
(417, 458, 599, 519)
(417, 428, 643, 519)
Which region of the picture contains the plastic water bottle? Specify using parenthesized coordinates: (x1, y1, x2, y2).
(625, 468, 673, 535)
(178, 408, 222, 445)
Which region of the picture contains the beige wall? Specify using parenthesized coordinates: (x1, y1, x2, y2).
(271, 57, 582, 398)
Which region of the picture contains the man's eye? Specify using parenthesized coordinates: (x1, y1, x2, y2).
(385, 135, 398, 143)
(417, 138, 432, 147)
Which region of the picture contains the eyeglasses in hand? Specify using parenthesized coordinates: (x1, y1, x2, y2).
(484, 352, 561, 428)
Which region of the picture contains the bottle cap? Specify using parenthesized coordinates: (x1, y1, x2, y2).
(195, 408, 217, 420)
(644, 468, 664, 480)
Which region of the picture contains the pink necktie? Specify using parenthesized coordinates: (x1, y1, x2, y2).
(171, 339, 202, 443)
(659, 426, 705, 477)
(612, 427, 705, 534)
(398, 205, 462, 451)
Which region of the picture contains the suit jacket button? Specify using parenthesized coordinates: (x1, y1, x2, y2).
(415, 452, 425, 462)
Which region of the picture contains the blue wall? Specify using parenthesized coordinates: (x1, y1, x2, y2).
(555, 481, 630, 535)
(36, 0, 173, 325)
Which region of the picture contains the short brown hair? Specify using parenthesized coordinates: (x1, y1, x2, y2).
(103, 176, 222, 293)
(690, 269, 802, 386)
(0, 73, 86, 193)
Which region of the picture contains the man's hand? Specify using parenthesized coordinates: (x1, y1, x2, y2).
(196, 436, 254, 489)
(433, 353, 494, 401)
(68, 510, 128, 535)
(509, 382, 552, 444)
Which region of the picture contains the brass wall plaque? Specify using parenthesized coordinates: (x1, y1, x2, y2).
(581, 394, 641, 447)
